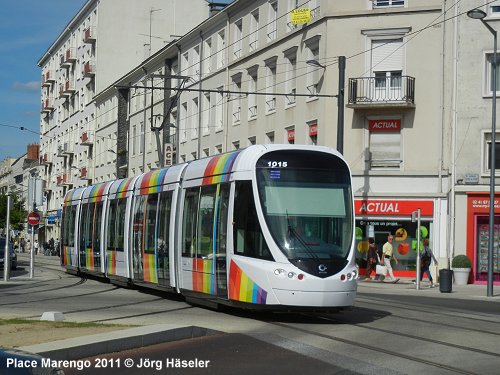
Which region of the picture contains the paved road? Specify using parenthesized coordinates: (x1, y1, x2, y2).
(1, 254, 500, 375)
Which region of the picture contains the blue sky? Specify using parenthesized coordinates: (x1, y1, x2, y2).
(0, 0, 86, 160)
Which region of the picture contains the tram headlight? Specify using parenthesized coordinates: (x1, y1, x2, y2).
(274, 268, 287, 277)
(287, 272, 295, 279)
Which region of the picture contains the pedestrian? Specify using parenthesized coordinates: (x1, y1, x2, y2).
(382, 234, 400, 283)
(420, 238, 438, 287)
(34, 240, 39, 255)
(20, 237, 26, 253)
(25, 239, 31, 255)
(364, 238, 379, 281)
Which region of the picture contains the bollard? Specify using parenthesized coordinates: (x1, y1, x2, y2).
(439, 269, 453, 293)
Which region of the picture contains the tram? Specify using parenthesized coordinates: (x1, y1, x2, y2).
(61, 144, 357, 310)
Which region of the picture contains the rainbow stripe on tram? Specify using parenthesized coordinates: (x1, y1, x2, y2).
(86, 248, 95, 271)
(143, 253, 157, 283)
(229, 260, 267, 304)
(139, 168, 169, 195)
(192, 259, 215, 294)
(202, 151, 240, 185)
(111, 178, 134, 199)
(89, 183, 108, 202)
(107, 251, 116, 274)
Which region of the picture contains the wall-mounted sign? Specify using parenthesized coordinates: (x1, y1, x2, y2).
(464, 174, 479, 184)
(355, 199, 434, 216)
(368, 119, 401, 132)
(165, 143, 173, 166)
(291, 8, 311, 25)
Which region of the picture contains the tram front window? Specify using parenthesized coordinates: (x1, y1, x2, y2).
(256, 151, 353, 261)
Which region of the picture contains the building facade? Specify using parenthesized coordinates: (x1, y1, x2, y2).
(37, 0, 210, 241)
(38, 0, 500, 284)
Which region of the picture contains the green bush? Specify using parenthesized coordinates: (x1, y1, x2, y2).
(452, 254, 471, 268)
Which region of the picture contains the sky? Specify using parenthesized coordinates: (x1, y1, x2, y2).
(0, 0, 87, 161)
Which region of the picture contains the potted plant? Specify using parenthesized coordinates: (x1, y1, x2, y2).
(451, 254, 471, 285)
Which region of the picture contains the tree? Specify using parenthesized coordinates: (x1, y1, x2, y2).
(0, 193, 27, 232)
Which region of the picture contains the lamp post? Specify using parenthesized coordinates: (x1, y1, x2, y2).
(467, 8, 496, 297)
(306, 57, 345, 154)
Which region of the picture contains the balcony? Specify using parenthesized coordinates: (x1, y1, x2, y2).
(56, 173, 67, 186)
(347, 76, 415, 109)
(82, 61, 95, 77)
(42, 71, 55, 87)
(81, 130, 93, 146)
(57, 143, 74, 157)
(80, 166, 92, 180)
(40, 153, 53, 165)
(60, 80, 75, 96)
(41, 98, 54, 113)
(83, 26, 96, 44)
(60, 48, 76, 67)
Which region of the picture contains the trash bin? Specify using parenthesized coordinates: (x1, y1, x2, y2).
(439, 269, 453, 293)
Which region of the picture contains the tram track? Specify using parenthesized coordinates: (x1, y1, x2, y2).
(269, 319, 488, 375)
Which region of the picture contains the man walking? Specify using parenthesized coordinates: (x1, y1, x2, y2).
(382, 234, 400, 283)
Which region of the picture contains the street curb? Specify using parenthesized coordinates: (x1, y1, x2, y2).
(19, 325, 221, 360)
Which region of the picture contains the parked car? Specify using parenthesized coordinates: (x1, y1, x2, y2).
(0, 237, 17, 270)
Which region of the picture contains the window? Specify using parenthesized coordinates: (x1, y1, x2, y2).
(249, 10, 259, 51)
(369, 131, 402, 169)
(287, 0, 299, 32)
(268, 2, 278, 42)
(306, 39, 321, 97)
(182, 188, 199, 257)
(265, 59, 277, 112)
(231, 74, 242, 124)
(233, 19, 243, 59)
(202, 92, 211, 135)
(489, 1, 500, 17)
(140, 122, 144, 155)
(248, 67, 258, 119)
(483, 132, 500, 173)
(106, 198, 126, 251)
(204, 38, 212, 74)
(485, 53, 500, 96)
(215, 87, 224, 132)
(372, 0, 404, 7)
(371, 38, 404, 100)
(217, 30, 226, 69)
(191, 97, 198, 139)
(157, 191, 172, 283)
(193, 46, 200, 77)
(180, 102, 188, 142)
(284, 48, 297, 105)
(197, 186, 217, 258)
(233, 181, 273, 260)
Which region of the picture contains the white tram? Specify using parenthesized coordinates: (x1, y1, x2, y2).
(61, 145, 357, 310)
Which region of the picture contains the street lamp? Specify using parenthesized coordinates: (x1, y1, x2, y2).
(467, 8, 496, 297)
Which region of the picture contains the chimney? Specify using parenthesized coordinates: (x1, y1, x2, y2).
(208, 1, 229, 17)
(27, 144, 40, 161)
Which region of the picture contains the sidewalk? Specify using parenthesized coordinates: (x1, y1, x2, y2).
(357, 276, 500, 302)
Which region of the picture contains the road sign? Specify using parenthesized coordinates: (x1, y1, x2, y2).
(27, 211, 41, 226)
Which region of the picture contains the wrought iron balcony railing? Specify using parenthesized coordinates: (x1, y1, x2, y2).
(347, 76, 415, 107)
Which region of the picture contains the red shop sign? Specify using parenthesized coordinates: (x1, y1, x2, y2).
(368, 119, 401, 132)
(355, 199, 434, 216)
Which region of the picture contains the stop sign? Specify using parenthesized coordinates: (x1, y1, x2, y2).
(27, 211, 41, 226)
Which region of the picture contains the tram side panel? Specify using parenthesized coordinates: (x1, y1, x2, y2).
(104, 177, 138, 282)
(61, 188, 86, 272)
(130, 166, 187, 290)
(78, 183, 111, 276)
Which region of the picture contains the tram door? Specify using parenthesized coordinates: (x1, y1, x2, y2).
(215, 184, 231, 298)
(157, 191, 172, 287)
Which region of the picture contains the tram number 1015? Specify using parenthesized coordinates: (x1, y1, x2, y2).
(267, 161, 288, 168)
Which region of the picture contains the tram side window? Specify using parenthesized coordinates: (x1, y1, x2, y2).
(93, 202, 103, 253)
(144, 194, 159, 254)
(82, 203, 95, 251)
(158, 191, 172, 252)
(182, 188, 199, 257)
(197, 186, 217, 258)
(63, 206, 77, 247)
(233, 181, 273, 261)
(107, 198, 127, 252)
(216, 184, 231, 256)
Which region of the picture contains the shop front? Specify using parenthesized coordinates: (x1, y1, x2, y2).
(355, 199, 435, 278)
(466, 193, 500, 284)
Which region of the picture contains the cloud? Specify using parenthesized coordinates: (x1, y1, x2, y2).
(12, 81, 40, 92)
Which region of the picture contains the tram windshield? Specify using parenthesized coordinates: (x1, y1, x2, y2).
(256, 150, 353, 261)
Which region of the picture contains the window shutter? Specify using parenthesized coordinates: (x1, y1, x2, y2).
(371, 39, 403, 72)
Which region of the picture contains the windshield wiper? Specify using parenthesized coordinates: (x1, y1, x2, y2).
(286, 211, 320, 261)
